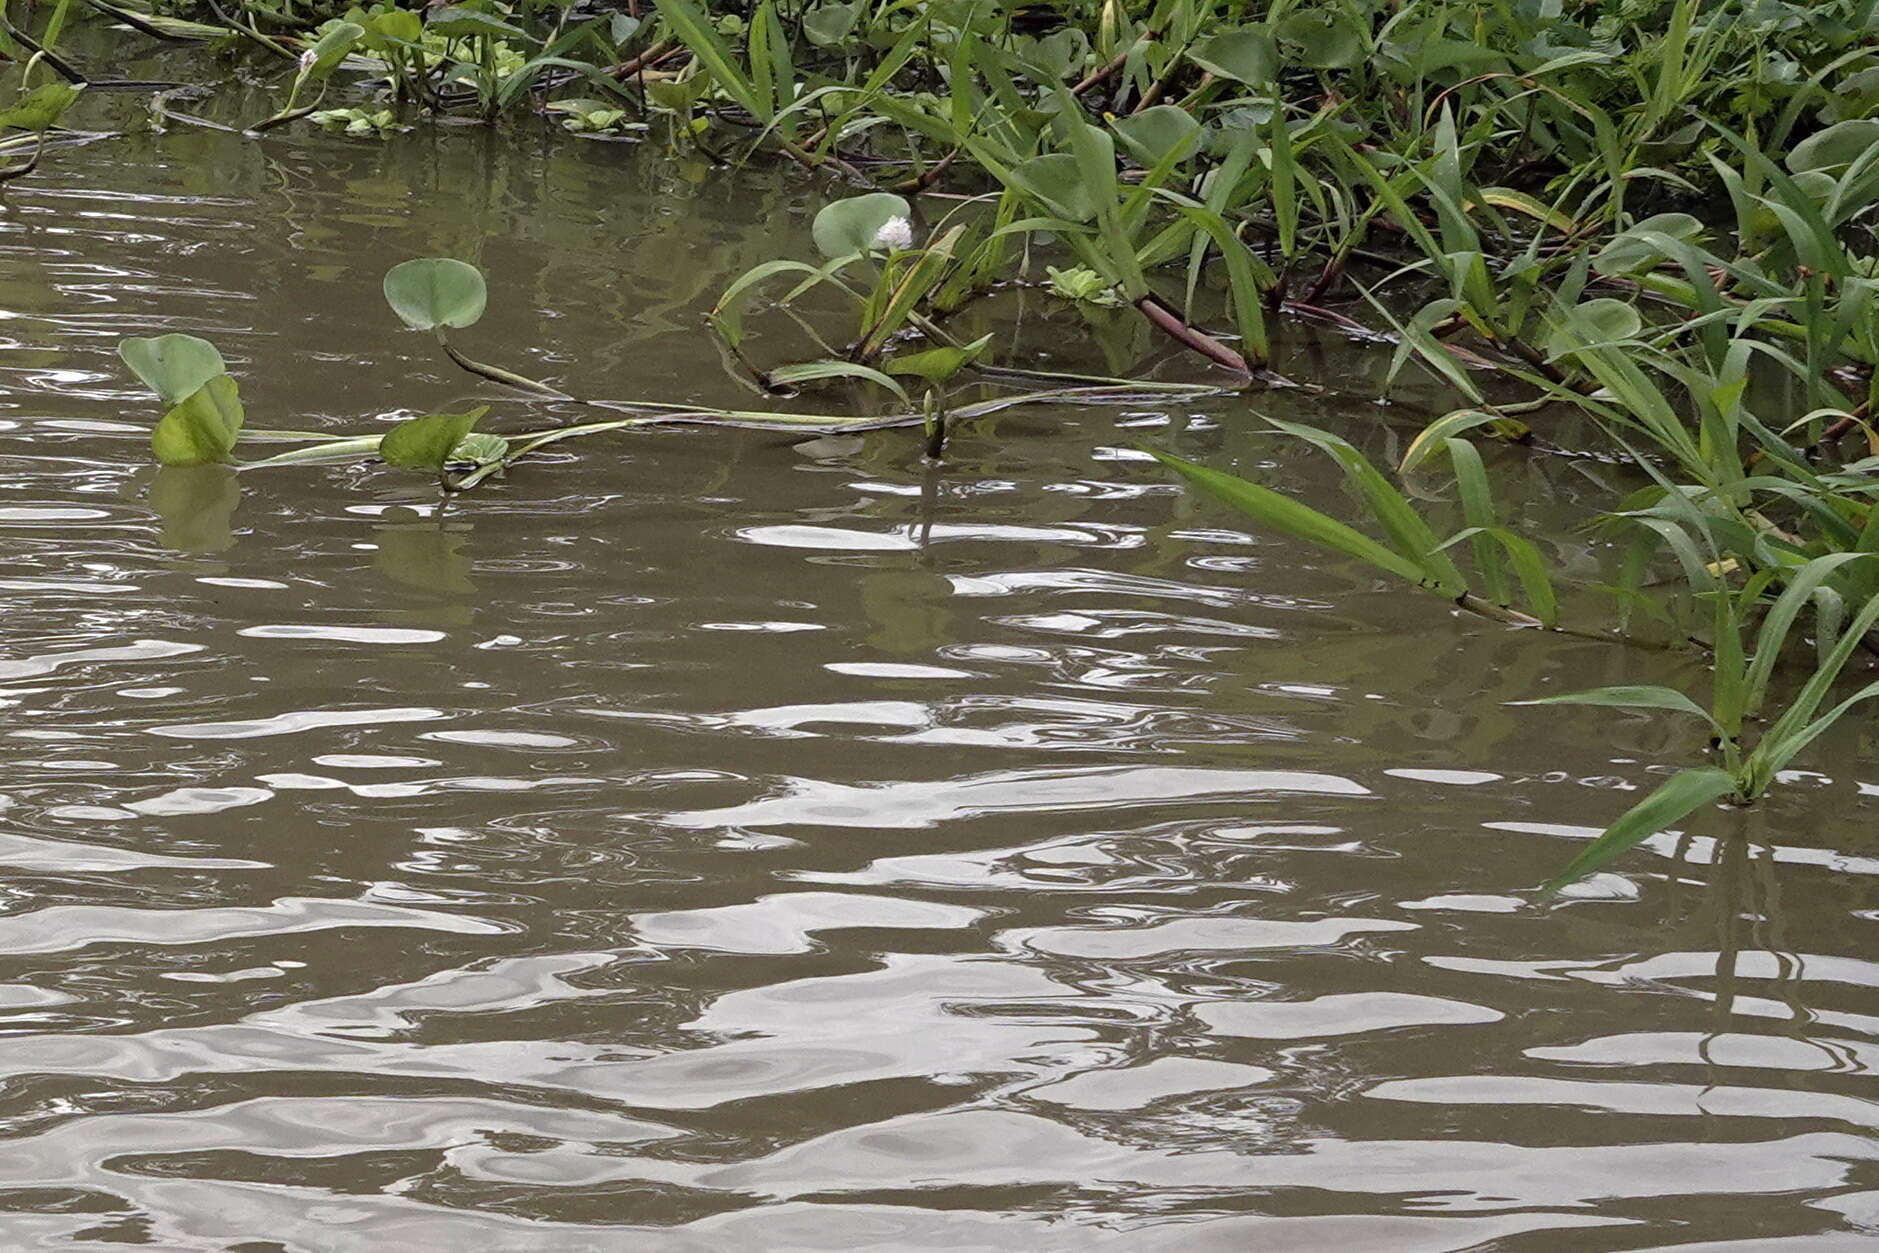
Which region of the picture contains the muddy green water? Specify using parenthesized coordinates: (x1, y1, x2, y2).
(0, 46, 1875, 1253)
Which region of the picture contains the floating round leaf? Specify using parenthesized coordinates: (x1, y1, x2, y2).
(384, 258, 488, 331)
(812, 192, 912, 259)
(120, 334, 228, 406)
(152, 374, 244, 466)
(1592, 213, 1704, 276)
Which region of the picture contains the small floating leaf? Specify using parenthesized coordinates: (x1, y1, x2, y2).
(151, 374, 244, 466)
(380, 406, 489, 473)
(0, 82, 82, 133)
(384, 258, 488, 332)
(812, 192, 912, 259)
(450, 431, 510, 467)
(120, 334, 228, 406)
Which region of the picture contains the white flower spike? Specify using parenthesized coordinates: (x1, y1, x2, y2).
(873, 216, 915, 251)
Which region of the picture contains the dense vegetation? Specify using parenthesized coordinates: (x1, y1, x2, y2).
(11, 0, 1879, 881)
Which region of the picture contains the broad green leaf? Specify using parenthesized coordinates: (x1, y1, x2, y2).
(380, 406, 489, 473)
(1543, 767, 1735, 891)
(1545, 298, 1642, 361)
(884, 334, 992, 384)
(801, 2, 859, 48)
(1512, 685, 1719, 728)
(1190, 28, 1277, 85)
(1110, 105, 1199, 169)
(1592, 213, 1706, 275)
(1787, 120, 1879, 174)
(1007, 152, 1096, 222)
(1149, 448, 1428, 584)
(426, 7, 528, 41)
(1274, 11, 1364, 69)
(152, 375, 244, 466)
(384, 258, 488, 331)
(120, 334, 227, 406)
(812, 192, 911, 259)
(0, 82, 81, 132)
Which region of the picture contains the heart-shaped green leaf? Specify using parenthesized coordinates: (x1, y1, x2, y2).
(1110, 105, 1200, 168)
(801, 2, 859, 47)
(1591, 212, 1705, 276)
(384, 258, 488, 331)
(1007, 152, 1097, 221)
(120, 334, 228, 406)
(151, 374, 244, 466)
(0, 82, 82, 132)
(381, 406, 489, 472)
(1190, 28, 1277, 85)
(812, 192, 912, 259)
(1275, 11, 1364, 69)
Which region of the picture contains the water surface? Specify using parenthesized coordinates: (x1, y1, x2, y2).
(0, 45, 1875, 1251)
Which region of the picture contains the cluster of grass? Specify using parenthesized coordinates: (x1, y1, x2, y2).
(15, 0, 1879, 881)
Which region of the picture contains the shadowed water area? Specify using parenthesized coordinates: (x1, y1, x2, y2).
(0, 48, 1876, 1253)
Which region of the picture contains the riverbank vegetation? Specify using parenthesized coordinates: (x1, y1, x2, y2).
(13, 0, 1879, 881)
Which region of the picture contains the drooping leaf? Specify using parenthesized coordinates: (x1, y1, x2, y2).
(384, 258, 488, 331)
(120, 334, 228, 406)
(1543, 767, 1735, 890)
(1149, 448, 1428, 584)
(151, 374, 244, 466)
(812, 192, 911, 259)
(1511, 685, 1720, 729)
(380, 406, 489, 473)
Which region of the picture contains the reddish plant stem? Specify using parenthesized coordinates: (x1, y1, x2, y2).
(1133, 294, 1253, 379)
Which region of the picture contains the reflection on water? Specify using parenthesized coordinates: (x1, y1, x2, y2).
(0, 39, 1874, 1253)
